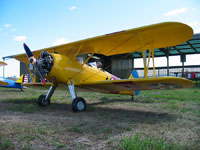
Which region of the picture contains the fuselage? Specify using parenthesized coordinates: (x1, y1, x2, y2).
(46, 53, 113, 85)
(37, 52, 134, 95)
(0, 77, 23, 89)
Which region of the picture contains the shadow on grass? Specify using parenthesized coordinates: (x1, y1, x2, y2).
(94, 97, 157, 105)
(0, 89, 24, 92)
(0, 97, 176, 125)
(2, 98, 36, 104)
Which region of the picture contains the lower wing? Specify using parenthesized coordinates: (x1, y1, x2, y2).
(21, 77, 194, 95)
(0, 80, 10, 86)
(78, 77, 194, 94)
(22, 82, 52, 88)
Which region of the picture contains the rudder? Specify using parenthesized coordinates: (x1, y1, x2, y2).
(15, 74, 24, 83)
(129, 70, 140, 96)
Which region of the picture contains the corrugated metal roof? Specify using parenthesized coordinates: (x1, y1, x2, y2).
(130, 33, 200, 58)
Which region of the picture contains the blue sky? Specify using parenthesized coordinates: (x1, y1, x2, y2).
(0, 0, 200, 77)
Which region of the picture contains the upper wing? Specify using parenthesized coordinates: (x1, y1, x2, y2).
(13, 22, 193, 63)
(0, 80, 10, 86)
(78, 77, 194, 94)
(0, 61, 7, 67)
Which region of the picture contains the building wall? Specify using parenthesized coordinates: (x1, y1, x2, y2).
(111, 55, 134, 79)
(20, 62, 29, 75)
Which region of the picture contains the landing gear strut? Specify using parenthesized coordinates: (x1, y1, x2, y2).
(68, 81, 86, 112)
(38, 85, 56, 106)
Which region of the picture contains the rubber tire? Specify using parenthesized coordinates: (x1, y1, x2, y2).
(38, 94, 50, 106)
(72, 97, 86, 112)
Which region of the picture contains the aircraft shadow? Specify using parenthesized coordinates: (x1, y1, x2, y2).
(0, 89, 24, 92)
(0, 97, 176, 125)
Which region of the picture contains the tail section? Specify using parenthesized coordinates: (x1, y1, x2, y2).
(16, 74, 24, 83)
(129, 70, 140, 96)
(15, 74, 29, 83)
(129, 70, 139, 79)
(23, 75, 29, 83)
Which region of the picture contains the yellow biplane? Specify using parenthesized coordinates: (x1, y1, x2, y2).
(12, 22, 194, 112)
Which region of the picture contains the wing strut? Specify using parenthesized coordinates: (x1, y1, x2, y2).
(140, 32, 156, 78)
(140, 32, 147, 79)
(151, 45, 156, 77)
(73, 44, 83, 60)
(82, 52, 95, 65)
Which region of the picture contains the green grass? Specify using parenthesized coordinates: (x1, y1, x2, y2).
(138, 88, 200, 103)
(119, 134, 181, 150)
(0, 87, 200, 149)
(0, 135, 14, 150)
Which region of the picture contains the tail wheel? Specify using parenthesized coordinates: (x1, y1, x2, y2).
(72, 97, 86, 112)
(38, 94, 50, 106)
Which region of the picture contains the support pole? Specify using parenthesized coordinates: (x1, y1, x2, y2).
(166, 49, 169, 76)
(26, 64, 34, 82)
(152, 49, 156, 77)
(132, 57, 134, 70)
(180, 54, 186, 77)
(182, 62, 185, 74)
(3, 58, 5, 78)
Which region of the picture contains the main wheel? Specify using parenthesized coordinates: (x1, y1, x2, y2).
(72, 97, 86, 112)
(38, 94, 50, 106)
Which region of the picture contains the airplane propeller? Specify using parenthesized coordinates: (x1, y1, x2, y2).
(23, 43, 46, 84)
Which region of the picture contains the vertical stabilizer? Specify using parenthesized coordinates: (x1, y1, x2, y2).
(129, 70, 140, 96)
(15, 74, 24, 83)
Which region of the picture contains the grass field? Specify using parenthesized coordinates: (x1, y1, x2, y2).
(0, 87, 200, 150)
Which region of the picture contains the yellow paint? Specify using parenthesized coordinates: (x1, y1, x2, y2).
(81, 77, 195, 92)
(0, 81, 10, 86)
(83, 53, 94, 65)
(13, 22, 193, 64)
(0, 61, 7, 67)
(46, 53, 112, 85)
(11, 22, 195, 96)
(119, 91, 135, 96)
(16, 74, 24, 83)
(73, 44, 83, 59)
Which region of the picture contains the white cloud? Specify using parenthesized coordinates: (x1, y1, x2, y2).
(70, 6, 77, 10)
(14, 36, 27, 42)
(4, 24, 12, 28)
(53, 37, 70, 46)
(163, 7, 188, 17)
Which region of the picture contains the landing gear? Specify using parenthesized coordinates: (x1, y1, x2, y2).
(38, 85, 56, 107)
(38, 94, 50, 106)
(37, 81, 87, 112)
(68, 80, 87, 112)
(72, 97, 86, 112)
(132, 96, 135, 101)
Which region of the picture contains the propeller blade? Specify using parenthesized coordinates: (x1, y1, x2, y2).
(23, 43, 36, 64)
(23, 43, 46, 84)
(23, 43, 33, 58)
